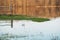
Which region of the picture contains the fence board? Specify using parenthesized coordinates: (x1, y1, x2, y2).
(0, 0, 60, 18)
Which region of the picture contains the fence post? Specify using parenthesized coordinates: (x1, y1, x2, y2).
(10, 0, 13, 28)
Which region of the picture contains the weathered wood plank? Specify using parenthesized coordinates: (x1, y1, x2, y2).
(0, 0, 60, 18)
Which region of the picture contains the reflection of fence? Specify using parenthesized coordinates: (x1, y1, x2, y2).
(0, 0, 60, 18)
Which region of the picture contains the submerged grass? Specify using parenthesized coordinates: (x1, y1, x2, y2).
(0, 33, 60, 40)
(0, 15, 49, 22)
(0, 33, 27, 40)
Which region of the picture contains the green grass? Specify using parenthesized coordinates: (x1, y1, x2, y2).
(0, 15, 50, 22)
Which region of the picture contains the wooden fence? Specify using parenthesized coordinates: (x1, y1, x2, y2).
(0, 0, 60, 18)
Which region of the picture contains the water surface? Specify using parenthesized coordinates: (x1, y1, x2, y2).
(0, 18, 60, 40)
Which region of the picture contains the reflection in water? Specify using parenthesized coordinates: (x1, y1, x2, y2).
(0, 18, 60, 40)
(0, 33, 28, 40)
(0, 24, 10, 26)
(0, 20, 11, 27)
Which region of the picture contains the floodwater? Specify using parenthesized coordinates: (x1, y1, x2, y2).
(0, 17, 60, 40)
